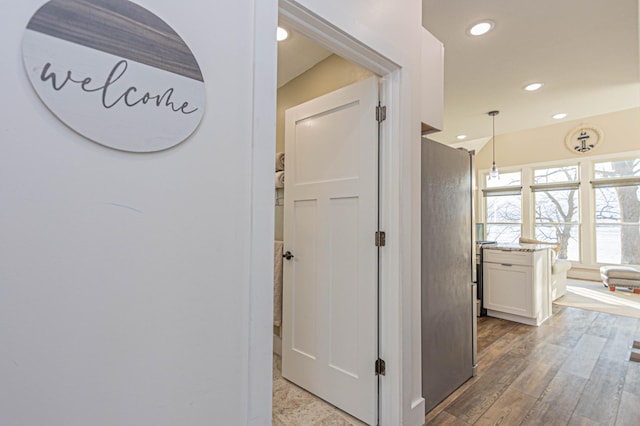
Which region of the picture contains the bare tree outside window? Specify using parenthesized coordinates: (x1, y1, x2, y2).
(533, 166, 580, 261)
(486, 194, 521, 242)
(484, 172, 522, 243)
(481, 157, 640, 266)
(594, 159, 640, 265)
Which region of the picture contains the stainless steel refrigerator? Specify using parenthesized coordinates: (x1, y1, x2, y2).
(421, 138, 476, 413)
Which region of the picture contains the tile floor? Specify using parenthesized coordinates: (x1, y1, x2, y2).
(272, 354, 367, 426)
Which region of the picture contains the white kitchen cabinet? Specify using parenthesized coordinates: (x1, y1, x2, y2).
(483, 246, 552, 326)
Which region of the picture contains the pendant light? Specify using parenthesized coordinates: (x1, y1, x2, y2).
(488, 110, 500, 179)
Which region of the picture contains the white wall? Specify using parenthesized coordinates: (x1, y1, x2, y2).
(1, 0, 437, 424)
(0, 1, 276, 425)
(421, 28, 444, 132)
(475, 108, 640, 169)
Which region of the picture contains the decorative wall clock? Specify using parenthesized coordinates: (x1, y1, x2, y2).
(565, 125, 603, 154)
(22, 0, 206, 153)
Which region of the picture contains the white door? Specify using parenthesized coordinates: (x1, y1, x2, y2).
(282, 76, 379, 425)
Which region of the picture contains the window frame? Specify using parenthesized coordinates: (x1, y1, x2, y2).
(481, 169, 523, 243)
(590, 158, 640, 265)
(530, 165, 581, 261)
(477, 150, 640, 270)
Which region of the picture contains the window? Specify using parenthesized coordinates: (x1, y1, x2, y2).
(531, 166, 580, 261)
(479, 152, 640, 269)
(592, 159, 640, 265)
(483, 171, 522, 243)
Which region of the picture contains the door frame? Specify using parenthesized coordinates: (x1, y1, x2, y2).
(275, 3, 405, 425)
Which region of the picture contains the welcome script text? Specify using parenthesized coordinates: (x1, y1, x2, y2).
(39, 59, 198, 115)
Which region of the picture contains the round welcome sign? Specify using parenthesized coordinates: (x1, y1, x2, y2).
(22, 0, 205, 152)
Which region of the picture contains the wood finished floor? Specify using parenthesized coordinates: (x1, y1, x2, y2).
(425, 305, 640, 426)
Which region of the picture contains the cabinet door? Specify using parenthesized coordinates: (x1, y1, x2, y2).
(483, 263, 534, 317)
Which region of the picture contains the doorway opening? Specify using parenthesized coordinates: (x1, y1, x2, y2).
(273, 26, 378, 426)
(273, 3, 397, 424)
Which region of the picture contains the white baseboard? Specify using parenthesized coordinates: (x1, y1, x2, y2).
(568, 267, 601, 282)
(404, 398, 425, 426)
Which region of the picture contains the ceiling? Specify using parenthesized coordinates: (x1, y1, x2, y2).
(422, 0, 640, 149)
(278, 0, 640, 148)
(277, 29, 332, 88)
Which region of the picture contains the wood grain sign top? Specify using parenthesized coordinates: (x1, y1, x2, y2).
(22, 0, 206, 152)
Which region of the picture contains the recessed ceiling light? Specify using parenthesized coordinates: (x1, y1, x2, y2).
(276, 26, 289, 42)
(456, 135, 467, 140)
(524, 82, 544, 91)
(553, 113, 567, 120)
(468, 21, 494, 36)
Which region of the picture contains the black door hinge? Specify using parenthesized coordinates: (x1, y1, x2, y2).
(376, 105, 387, 123)
(375, 231, 386, 247)
(375, 358, 386, 376)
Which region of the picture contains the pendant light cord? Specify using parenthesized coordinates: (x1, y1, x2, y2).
(488, 110, 499, 169)
(488, 110, 499, 178)
(492, 114, 496, 165)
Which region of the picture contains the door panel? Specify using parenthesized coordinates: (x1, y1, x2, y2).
(293, 101, 361, 184)
(291, 199, 318, 359)
(328, 196, 359, 376)
(282, 77, 378, 425)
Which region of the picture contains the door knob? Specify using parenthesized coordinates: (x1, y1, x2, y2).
(283, 251, 294, 260)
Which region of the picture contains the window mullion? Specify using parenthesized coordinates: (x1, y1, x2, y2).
(521, 167, 533, 239)
(581, 160, 594, 266)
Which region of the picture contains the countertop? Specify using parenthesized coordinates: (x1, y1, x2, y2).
(483, 243, 554, 252)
